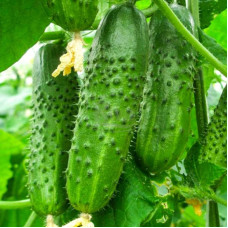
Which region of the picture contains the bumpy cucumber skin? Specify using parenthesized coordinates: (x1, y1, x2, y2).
(66, 3, 149, 213)
(42, 0, 98, 31)
(200, 86, 227, 168)
(28, 43, 79, 216)
(135, 4, 196, 174)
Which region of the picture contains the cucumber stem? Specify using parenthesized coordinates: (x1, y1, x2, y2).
(0, 199, 31, 209)
(206, 201, 220, 227)
(24, 211, 37, 227)
(193, 69, 208, 141)
(188, 0, 200, 26)
(39, 31, 66, 42)
(153, 0, 227, 76)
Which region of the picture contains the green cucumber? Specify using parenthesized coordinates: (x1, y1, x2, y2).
(42, 0, 98, 32)
(135, 4, 196, 173)
(66, 3, 149, 213)
(28, 43, 79, 216)
(199, 86, 227, 168)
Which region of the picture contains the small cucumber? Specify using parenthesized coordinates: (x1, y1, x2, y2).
(42, 0, 98, 32)
(199, 86, 227, 168)
(28, 43, 79, 216)
(135, 4, 196, 173)
(66, 3, 149, 213)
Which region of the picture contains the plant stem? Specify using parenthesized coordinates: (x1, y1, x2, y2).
(24, 211, 37, 227)
(142, 4, 158, 17)
(188, 0, 200, 26)
(0, 199, 31, 210)
(153, 0, 227, 76)
(39, 31, 66, 42)
(206, 201, 220, 227)
(193, 69, 208, 140)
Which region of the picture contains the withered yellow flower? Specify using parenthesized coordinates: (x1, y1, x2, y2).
(52, 32, 84, 77)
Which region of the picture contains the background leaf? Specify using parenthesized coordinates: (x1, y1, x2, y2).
(199, 0, 227, 29)
(184, 142, 226, 191)
(204, 9, 227, 50)
(93, 159, 159, 227)
(0, 130, 25, 199)
(198, 29, 227, 65)
(0, 0, 50, 72)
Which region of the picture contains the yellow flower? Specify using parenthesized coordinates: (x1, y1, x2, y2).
(52, 32, 84, 77)
(186, 198, 206, 216)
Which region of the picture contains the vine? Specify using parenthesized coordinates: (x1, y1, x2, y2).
(0, 199, 31, 209)
(24, 211, 37, 227)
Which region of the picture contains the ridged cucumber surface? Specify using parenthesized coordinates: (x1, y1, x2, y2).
(42, 0, 98, 32)
(135, 4, 196, 173)
(66, 3, 149, 213)
(28, 43, 79, 216)
(199, 86, 227, 168)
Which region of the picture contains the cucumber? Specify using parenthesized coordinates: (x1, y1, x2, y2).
(66, 3, 149, 213)
(135, 4, 196, 173)
(28, 43, 79, 216)
(199, 86, 227, 168)
(42, 0, 98, 32)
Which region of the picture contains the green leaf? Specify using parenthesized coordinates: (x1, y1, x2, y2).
(199, 0, 227, 29)
(203, 65, 223, 93)
(93, 159, 159, 227)
(184, 142, 225, 188)
(198, 29, 227, 65)
(0, 129, 25, 156)
(142, 195, 175, 227)
(0, 130, 25, 199)
(0, 0, 50, 72)
(205, 10, 227, 51)
(136, 0, 152, 10)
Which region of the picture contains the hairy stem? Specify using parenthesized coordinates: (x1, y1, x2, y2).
(153, 0, 227, 76)
(0, 199, 31, 209)
(24, 211, 37, 227)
